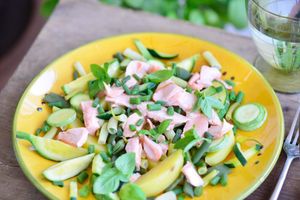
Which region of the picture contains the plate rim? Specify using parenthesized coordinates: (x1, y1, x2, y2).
(12, 32, 284, 200)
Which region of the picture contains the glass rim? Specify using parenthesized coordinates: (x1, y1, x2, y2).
(250, 0, 300, 22)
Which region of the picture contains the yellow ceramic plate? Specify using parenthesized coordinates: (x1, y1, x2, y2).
(13, 33, 284, 200)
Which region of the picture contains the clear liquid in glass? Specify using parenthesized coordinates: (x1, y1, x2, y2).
(249, 0, 300, 72)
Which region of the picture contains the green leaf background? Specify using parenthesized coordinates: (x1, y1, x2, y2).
(41, 0, 248, 29)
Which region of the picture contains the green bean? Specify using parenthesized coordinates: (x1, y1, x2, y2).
(156, 100, 167, 106)
(87, 145, 95, 154)
(130, 97, 141, 105)
(229, 91, 236, 101)
(112, 140, 125, 155)
(183, 182, 194, 197)
(210, 176, 221, 186)
(172, 186, 183, 195)
(129, 124, 136, 131)
(166, 174, 184, 191)
(147, 103, 161, 111)
(192, 132, 213, 164)
(235, 91, 244, 103)
(194, 186, 203, 197)
(92, 97, 100, 108)
(167, 106, 174, 116)
(220, 173, 228, 186)
(136, 119, 144, 126)
(77, 171, 89, 184)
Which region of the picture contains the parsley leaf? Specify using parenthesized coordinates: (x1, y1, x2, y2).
(93, 168, 121, 195)
(43, 93, 70, 108)
(174, 129, 210, 152)
(119, 183, 146, 200)
(146, 69, 173, 83)
(115, 153, 136, 178)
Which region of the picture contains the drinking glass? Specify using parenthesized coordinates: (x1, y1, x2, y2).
(248, 0, 300, 93)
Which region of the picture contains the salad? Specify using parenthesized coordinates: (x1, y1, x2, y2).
(17, 39, 267, 200)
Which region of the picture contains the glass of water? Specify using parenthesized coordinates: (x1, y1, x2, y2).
(248, 0, 300, 93)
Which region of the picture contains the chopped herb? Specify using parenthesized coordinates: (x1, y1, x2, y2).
(215, 86, 223, 93)
(172, 129, 182, 143)
(129, 124, 136, 131)
(112, 139, 125, 155)
(174, 106, 182, 114)
(157, 119, 172, 134)
(229, 91, 236, 101)
(122, 75, 131, 84)
(155, 100, 167, 106)
(115, 79, 122, 87)
(52, 180, 64, 187)
(147, 103, 161, 111)
(97, 112, 112, 120)
(88, 145, 95, 154)
(140, 94, 151, 102)
(131, 85, 140, 95)
(97, 104, 105, 114)
(235, 91, 244, 103)
(186, 87, 193, 93)
(134, 109, 142, 116)
(116, 127, 123, 137)
(35, 128, 42, 136)
(167, 106, 174, 116)
(225, 80, 235, 87)
(142, 77, 149, 83)
(133, 74, 141, 82)
(107, 144, 113, 156)
(122, 84, 131, 95)
(92, 97, 100, 108)
(79, 184, 90, 197)
(43, 93, 70, 108)
(77, 171, 89, 184)
(136, 119, 144, 126)
(129, 97, 141, 105)
(100, 151, 111, 163)
(113, 52, 124, 62)
(126, 107, 131, 116)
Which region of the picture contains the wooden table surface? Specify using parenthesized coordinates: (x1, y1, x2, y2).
(0, 0, 299, 199)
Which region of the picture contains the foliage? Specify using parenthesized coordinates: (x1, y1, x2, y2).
(41, 0, 248, 29)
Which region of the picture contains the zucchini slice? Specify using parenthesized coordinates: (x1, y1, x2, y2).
(224, 144, 262, 168)
(233, 103, 267, 131)
(47, 108, 77, 127)
(62, 73, 95, 95)
(232, 143, 247, 166)
(43, 153, 95, 181)
(208, 134, 230, 153)
(176, 54, 200, 72)
(70, 93, 90, 111)
(147, 48, 178, 59)
(205, 130, 235, 166)
(134, 39, 153, 60)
